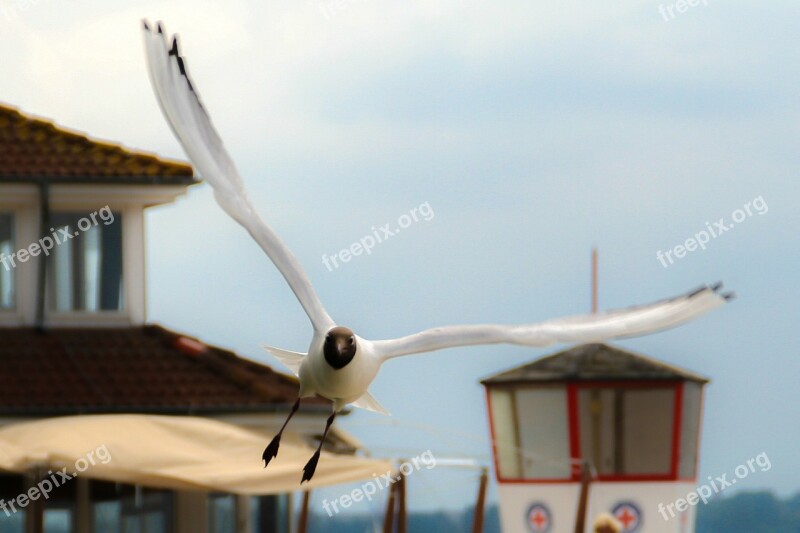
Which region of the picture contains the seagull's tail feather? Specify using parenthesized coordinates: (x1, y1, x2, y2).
(350, 390, 390, 416)
(262, 345, 306, 377)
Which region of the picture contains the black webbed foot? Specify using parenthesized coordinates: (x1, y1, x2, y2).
(262, 434, 282, 468)
(301, 450, 321, 483)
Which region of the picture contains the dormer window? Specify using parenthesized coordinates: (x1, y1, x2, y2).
(49, 210, 123, 312)
(0, 213, 14, 310)
(1, 103, 195, 327)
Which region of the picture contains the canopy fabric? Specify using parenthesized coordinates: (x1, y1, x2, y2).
(0, 415, 393, 495)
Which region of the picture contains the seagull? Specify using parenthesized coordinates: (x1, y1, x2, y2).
(142, 21, 733, 483)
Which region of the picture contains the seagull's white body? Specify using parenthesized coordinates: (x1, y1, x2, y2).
(268, 334, 384, 412)
(142, 22, 733, 420)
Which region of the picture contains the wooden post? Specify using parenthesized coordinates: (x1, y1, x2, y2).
(24, 469, 44, 533)
(174, 491, 208, 533)
(471, 467, 489, 533)
(75, 478, 91, 533)
(297, 490, 311, 533)
(383, 478, 397, 533)
(397, 473, 407, 533)
(573, 462, 593, 533)
(235, 495, 251, 533)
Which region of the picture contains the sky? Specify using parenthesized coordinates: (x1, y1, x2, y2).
(1, 0, 799, 520)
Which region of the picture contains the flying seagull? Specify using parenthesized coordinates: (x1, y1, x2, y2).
(142, 21, 733, 483)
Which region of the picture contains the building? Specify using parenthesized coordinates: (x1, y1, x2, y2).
(482, 343, 708, 533)
(0, 104, 386, 533)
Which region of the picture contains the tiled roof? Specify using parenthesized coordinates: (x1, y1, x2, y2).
(0, 103, 195, 184)
(0, 325, 328, 416)
(481, 343, 709, 385)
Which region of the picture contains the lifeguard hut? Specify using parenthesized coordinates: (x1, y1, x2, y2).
(481, 343, 708, 533)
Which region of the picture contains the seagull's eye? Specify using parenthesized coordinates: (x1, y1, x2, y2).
(349, 336, 355, 345)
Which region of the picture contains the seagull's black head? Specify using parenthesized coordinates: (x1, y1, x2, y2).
(323, 326, 357, 370)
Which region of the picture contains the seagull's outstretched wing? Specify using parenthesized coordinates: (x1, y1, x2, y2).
(142, 21, 334, 333)
(373, 284, 732, 360)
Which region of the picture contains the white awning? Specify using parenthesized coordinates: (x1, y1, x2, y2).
(0, 414, 392, 495)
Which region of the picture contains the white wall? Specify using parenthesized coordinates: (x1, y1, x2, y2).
(497, 481, 698, 533)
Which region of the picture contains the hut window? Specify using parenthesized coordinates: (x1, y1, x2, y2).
(578, 386, 675, 477)
(489, 386, 571, 480)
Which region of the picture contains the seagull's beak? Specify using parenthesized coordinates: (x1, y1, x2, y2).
(336, 337, 354, 354)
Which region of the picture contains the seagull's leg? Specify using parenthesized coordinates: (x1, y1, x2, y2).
(262, 397, 300, 468)
(301, 409, 337, 484)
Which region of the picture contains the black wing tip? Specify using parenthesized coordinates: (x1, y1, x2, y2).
(709, 281, 735, 301)
(687, 285, 707, 298)
(687, 281, 727, 299)
(167, 38, 196, 93)
(142, 19, 150, 31)
(150, 23, 203, 105)
(679, 282, 735, 305)
(705, 281, 734, 301)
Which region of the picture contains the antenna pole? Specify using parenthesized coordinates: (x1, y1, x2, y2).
(591, 248, 598, 314)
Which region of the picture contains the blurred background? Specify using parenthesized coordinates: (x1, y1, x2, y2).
(0, 0, 798, 531)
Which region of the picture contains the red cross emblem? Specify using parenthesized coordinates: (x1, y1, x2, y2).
(526, 503, 551, 533)
(611, 502, 642, 532)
